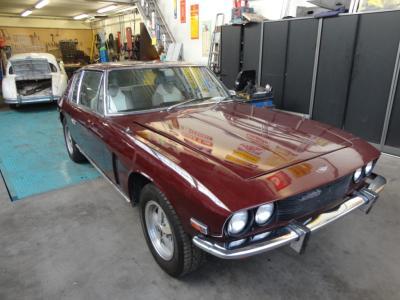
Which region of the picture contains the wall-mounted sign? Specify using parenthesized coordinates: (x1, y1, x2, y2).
(180, 0, 186, 23)
(190, 4, 199, 39)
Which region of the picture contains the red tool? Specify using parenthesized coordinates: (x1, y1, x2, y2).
(233, 0, 249, 8)
(117, 31, 121, 53)
(126, 27, 133, 59)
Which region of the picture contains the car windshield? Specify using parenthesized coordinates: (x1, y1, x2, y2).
(106, 66, 229, 113)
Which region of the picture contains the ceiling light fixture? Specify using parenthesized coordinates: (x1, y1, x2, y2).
(73, 14, 89, 20)
(97, 5, 118, 14)
(21, 10, 33, 17)
(115, 6, 136, 13)
(35, 0, 49, 9)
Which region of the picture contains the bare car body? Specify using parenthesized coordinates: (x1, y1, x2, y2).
(2, 53, 68, 106)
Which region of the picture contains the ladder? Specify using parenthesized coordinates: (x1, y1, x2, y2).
(135, 0, 176, 54)
(208, 13, 225, 74)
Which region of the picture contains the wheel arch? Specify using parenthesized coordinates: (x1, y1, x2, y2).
(128, 171, 152, 204)
(59, 111, 65, 124)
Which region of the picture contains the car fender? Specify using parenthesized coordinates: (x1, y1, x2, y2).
(124, 134, 231, 237)
(1, 75, 17, 99)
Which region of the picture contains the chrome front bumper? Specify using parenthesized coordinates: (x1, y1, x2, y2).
(193, 174, 386, 259)
(4, 96, 59, 105)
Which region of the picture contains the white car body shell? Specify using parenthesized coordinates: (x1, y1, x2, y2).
(2, 53, 68, 105)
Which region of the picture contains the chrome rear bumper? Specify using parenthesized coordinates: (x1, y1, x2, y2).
(193, 174, 386, 259)
(5, 96, 59, 105)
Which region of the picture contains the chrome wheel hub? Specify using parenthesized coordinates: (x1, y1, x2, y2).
(145, 200, 174, 261)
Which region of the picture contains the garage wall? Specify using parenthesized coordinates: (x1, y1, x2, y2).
(156, 0, 315, 64)
(0, 16, 93, 58)
(91, 12, 142, 40)
(222, 10, 400, 155)
(0, 27, 93, 58)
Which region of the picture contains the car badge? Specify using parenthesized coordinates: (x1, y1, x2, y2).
(299, 189, 322, 202)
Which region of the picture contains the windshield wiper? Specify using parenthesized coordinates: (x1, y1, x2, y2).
(166, 97, 212, 112)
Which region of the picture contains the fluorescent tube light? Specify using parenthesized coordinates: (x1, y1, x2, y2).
(97, 5, 118, 14)
(21, 10, 33, 17)
(73, 14, 89, 20)
(115, 6, 135, 13)
(35, 0, 49, 9)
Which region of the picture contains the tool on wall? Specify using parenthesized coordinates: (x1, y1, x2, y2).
(208, 13, 225, 75)
(96, 32, 108, 63)
(232, 0, 254, 24)
(90, 32, 97, 62)
(126, 27, 133, 59)
(117, 31, 122, 55)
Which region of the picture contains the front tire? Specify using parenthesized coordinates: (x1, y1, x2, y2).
(139, 183, 205, 277)
(63, 119, 86, 163)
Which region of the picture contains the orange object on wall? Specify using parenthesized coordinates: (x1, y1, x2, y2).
(180, 0, 186, 23)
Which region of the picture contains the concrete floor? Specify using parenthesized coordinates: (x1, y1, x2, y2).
(0, 155, 399, 300)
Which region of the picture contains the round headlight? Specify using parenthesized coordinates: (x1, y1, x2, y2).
(353, 168, 363, 182)
(365, 161, 374, 176)
(255, 203, 274, 225)
(227, 210, 248, 235)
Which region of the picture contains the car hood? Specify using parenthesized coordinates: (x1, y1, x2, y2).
(116, 103, 352, 179)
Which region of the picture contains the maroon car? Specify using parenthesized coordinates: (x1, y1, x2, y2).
(58, 62, 386, 277)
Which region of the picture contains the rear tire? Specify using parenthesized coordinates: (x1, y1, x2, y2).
(63, 119, 86, 163)
(139, 183, 205, 277)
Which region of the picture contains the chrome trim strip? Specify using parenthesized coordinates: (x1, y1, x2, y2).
(4, 97, 59, 104)
(193, 174, 386, 259)
(75, 144, 131, 203)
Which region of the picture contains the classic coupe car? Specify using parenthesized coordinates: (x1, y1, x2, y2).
(2, 53, 68, 107)
(58, 62, 386, 277)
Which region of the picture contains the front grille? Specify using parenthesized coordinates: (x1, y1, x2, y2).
(276, 175, 352, 221)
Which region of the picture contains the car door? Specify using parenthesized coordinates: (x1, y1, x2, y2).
(65, 71, 85, 147)
(75, 70, 116, 180)
(73, 70, 104, 161)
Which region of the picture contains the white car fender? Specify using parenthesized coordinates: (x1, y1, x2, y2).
(51, 73, 68, 97)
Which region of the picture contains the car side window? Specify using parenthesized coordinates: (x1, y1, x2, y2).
(49, 63, 58, 73)
(70, 72, 82, 104)
(79, 71, 103, 112)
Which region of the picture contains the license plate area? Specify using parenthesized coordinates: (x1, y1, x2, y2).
(288, 221, 311, 254)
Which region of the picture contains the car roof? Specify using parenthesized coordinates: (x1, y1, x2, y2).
(82, 61, 203, 71)
(9, 52, 57, 62)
